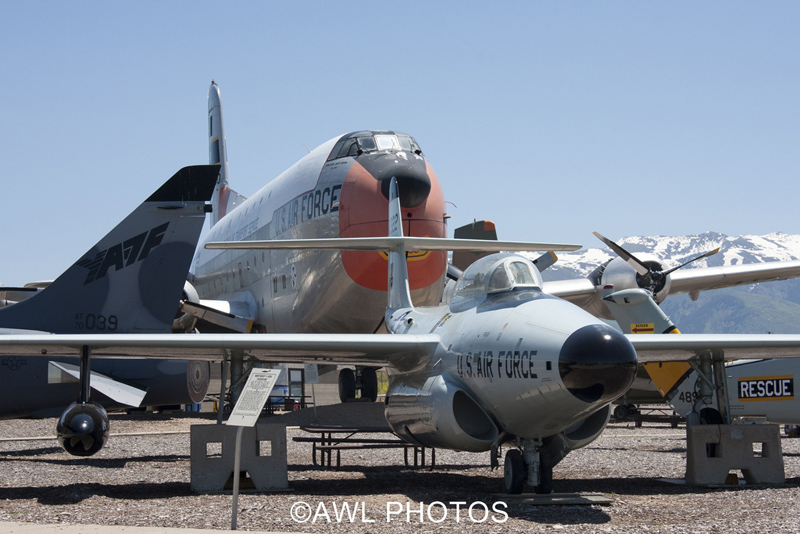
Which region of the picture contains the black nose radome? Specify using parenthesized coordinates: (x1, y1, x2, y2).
(356, 152, 431, 208)
(559, 324, 637, 404)
(380, 171, 431, 208)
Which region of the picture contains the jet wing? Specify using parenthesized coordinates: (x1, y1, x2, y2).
(0, 333, 441, 373)
(668, 260, 800, 296)
(630, 334, 800, 363)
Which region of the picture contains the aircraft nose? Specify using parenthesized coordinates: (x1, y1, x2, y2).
(352, 151, 432, 208)
(377, 164, 431, 208)
(559, 324, 637, 404)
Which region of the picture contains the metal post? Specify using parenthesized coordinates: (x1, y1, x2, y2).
(217, 360, 229, 425)
(231, 425, 244, 530)
(311, 382, 317, 422)
(713, 358, 731, 424)
(79, 345, 91, 404)
(230, 351, 245, 406)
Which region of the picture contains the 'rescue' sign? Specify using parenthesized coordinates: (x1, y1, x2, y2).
(737, 375, 794, 402)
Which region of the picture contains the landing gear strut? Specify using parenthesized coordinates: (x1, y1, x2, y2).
(503, 439, 552, 494)
(338, 367, 379, 402)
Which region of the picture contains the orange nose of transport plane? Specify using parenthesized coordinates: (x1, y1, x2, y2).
(337, 156, 446, 292)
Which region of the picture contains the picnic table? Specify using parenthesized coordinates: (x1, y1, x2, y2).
(293, 425, 435, 469)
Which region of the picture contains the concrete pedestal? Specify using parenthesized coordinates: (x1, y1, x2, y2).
(686, 424, 784, 485)
(190, 423, 288, 492)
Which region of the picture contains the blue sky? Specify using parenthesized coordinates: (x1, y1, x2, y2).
(1, 2, 798, 286)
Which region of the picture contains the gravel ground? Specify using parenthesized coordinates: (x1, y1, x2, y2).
(0, 411, 798, 533)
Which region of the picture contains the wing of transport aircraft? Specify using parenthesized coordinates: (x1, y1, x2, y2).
(9, 177, 800, 496)
(542, 232, 800, 319)
(0, 165, 217, 450)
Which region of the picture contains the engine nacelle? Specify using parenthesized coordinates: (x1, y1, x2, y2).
(385, 375, 499, 452)
(540, 404, 611, 467)
(56, 401, 110, 456)
(588, 254, 672, 319)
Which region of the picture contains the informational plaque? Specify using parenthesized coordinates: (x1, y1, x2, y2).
(304, 363, 319, 384)
(227, 368, 281, 427)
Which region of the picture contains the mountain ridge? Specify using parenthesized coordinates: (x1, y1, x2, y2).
(532, 232, 800, 334)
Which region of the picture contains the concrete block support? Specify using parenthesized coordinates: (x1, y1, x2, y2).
(190, 423, 288, 492)
(686, 424, 784, 485)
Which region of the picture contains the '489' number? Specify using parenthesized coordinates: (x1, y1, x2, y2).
(677, 391, 699, 403)
(74, 313, 118, 331)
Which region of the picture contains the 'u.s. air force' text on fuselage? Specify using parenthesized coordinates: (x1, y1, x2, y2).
(272, 184, 342, 237)
(456, 350, 550, 380)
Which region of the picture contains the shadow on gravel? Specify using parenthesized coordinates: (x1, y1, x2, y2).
(589, 446, 687, 454)
(0, 482, 192, 504)
(555, 476, 800, 496)
(0, 453, 186, 468)
(0, 446, 62, 456)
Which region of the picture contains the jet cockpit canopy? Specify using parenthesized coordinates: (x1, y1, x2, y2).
(451, 253, 543, 309)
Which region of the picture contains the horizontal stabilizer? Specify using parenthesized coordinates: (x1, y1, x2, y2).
(206, 237, 581, 252)
(48, 361, 148, 407)
(180, 300, 254, 333)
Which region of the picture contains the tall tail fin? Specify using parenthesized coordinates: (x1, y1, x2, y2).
(387, 177, 414, 310)
(208, 81, 246, 226)
(0, 166, 218, 334)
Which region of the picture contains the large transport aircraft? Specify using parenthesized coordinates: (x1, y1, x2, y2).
(6, 178, 800, 494)
(0, 166, 217, 435)
(177, 82, 450, 399)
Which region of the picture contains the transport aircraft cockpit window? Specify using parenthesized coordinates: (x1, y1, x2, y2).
(375, 135, 397, 150)
(327, 131, 424, 160)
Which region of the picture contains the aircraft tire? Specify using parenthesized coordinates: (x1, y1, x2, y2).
(362, 368, 378, 402)
(699, 408, 724, 425)
(504, 449, 525, 494)
(613, 404, 630, 421)
(338, 368, 356, 402)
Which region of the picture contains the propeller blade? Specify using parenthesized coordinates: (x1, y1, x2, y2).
(662, 247, 720, 276)
(593, 232, 650, 276)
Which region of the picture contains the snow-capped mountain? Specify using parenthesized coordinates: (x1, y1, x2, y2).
(531, 232, 800, 334)
(535, 232, 800, 280)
